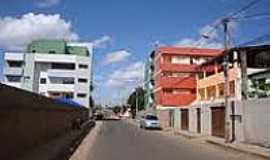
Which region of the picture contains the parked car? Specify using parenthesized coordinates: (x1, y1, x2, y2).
(139, 114, 161, 130)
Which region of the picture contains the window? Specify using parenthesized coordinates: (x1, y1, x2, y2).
(49, 50, 56, 54)
(163, 88, 173, 94)
(51, 63, 75, 70)
(40, 78, 46, 84)
(63, 79, 75, 84)
(229, 81, 235, 97)
(198, 72, 204, 79)
(199, 88, 205, 100)
(206, 71, 215, 77)
(207, 86, 216, 100)
(79, 64, 88, 69)
(49, 77, 75, 84)
(6, 76, 21, 82)
(171, 56, 190, 64)
(78, 78, 88, 83)
(145, 115, 158, 120)
(77, 93, 87, 98)
(7, 61, 23, 67)
(218, 83, 225, 98)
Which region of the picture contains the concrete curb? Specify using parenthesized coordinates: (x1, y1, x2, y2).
(69, 121, 103, 160)
(173, 131, 201, 139)
(206, 140, 270, 160)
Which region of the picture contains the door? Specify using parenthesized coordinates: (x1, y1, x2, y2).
(211, 107, 225, 138)
(169, 110, 174, 127)
(197, 108, 201, 133)
(181, 109, 189, 130)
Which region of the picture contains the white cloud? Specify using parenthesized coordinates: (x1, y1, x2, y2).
(92, 35, 112, 49)
(175, 23, 223, 49)
(175, 38, 223, 49)
(0, 13, 79, 50)
(103, 50, 131, 65)
(37, 0, 61, 8)
(106, 61, 144, 87)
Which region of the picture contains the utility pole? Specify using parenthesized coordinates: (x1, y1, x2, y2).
(223, 18, 231, 143)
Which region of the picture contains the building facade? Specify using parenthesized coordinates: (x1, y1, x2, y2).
(170, 45, 270, 147)
(147, 47, 222, 127)
(3, 40, 93, 108)
(143, 57, 154, 110)
(153, 47, 222, 108)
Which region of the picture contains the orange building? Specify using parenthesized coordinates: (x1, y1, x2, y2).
(152, 47, 222, 109)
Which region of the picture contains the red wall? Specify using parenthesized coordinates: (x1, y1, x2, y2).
(153, 47, 221, 107)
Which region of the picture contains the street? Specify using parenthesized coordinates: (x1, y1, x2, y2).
(87, 120, 264, 160)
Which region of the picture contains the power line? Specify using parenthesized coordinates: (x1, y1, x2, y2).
(228, 0, 264, 18)
(231, 13, 270, 21)
(238, 33, 270, 47)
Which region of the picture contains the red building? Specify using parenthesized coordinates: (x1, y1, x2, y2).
(152, 47, 222, 109)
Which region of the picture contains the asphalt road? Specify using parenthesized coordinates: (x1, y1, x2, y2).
(88, 120, 264, 160)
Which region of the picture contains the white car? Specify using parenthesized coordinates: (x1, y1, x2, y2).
(139, 114, 161, 130)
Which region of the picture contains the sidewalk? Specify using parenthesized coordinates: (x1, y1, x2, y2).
(69, 121, 103, 160)
(206, 136, 270, 160)
(171, 129, 270, 159)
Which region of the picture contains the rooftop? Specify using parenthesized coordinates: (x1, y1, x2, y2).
(155, 46, 223, 57)
(27, 39, 89, 57)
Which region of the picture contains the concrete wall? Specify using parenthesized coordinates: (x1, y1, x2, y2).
(173, 100, 245, 141)
(157, 110, 170, 128)
(0, 84, 88, 159)
(243, 98, 270, 147)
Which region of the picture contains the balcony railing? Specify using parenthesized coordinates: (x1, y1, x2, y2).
(4, 67, 23, 76)
(155, 76, 196, 89)
(159, 63, 199, 73)
(160, 93, 196, 106)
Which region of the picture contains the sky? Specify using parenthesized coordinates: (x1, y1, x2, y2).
(0, 0, 269, 106)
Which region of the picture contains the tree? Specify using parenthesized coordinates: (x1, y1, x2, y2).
(127, 87, 145, 117)
(112, 105, 121, 114)
(89, 96, 95, 108)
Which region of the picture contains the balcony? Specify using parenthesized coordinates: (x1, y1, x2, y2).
(47, 69, 76, 78)
(4, 67, 23, 76)
(40, 84, 75, 92)
(156, 76, 196, 89)
(159, 63, 199, 73)
(160, 93, 196, 106)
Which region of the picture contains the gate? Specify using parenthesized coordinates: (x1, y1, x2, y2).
(197, 108, 201, 133)
(181, 109, 189, 130)
(211, 107, 225, 138)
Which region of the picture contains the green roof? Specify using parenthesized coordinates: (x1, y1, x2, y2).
(27, 39, 89, 57)
(67, 46, 89, 56)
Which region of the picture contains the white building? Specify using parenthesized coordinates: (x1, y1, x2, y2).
(3, 40, 93, 108)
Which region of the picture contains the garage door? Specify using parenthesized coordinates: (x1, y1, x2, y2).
(211, 107, 225, 138)
(181, 109, 189, 130)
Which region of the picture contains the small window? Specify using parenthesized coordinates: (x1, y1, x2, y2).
(77, 93, 87, 98)
(7, 61, 23, 67)
(6, 76, 21, 82)
(51, 63, 75, 70)
(78, 78, 88, 83)
(79, 64, 88, 69)
(49, 50, 56, 54)
(40, 78, 47, 84)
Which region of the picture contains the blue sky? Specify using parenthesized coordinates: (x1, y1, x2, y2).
(0, 0, 270, 105)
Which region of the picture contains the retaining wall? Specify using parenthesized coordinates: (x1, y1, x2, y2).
(0, 84, 88, 159)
